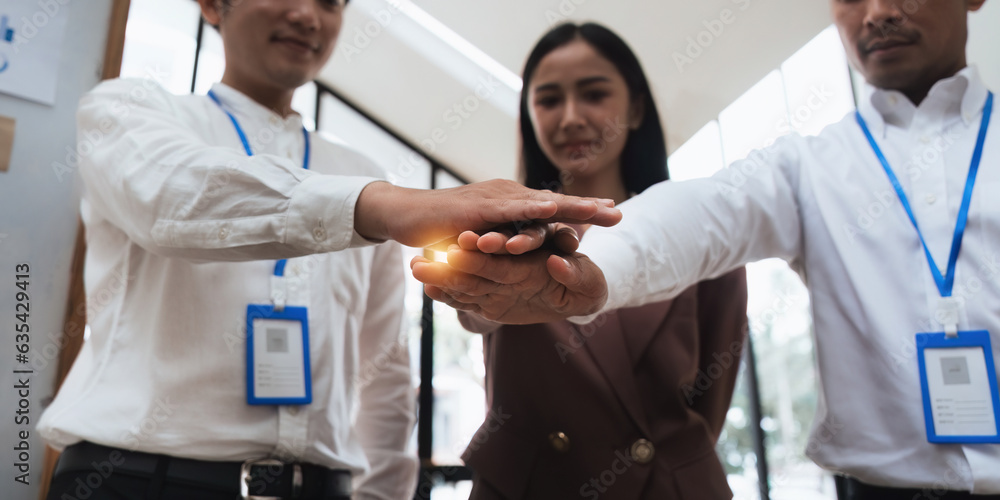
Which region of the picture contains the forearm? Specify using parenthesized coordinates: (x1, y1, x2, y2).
(574, 151, 802, 322)
(80, 79, 382, 261)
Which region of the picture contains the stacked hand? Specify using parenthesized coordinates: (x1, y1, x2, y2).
(410, 223, 610, 324)
(355, 180, 621, 249)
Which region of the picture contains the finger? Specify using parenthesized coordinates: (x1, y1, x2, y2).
(410, 255, 431, 269)
(536, 204, 622, 227)
(546, 254, 607, 302)
(457, 231, 481, 251)
(505, 224, 550, 255)
(477, 231, 513, 254)
(411, 260, 503, 296)
(446, 248, 540, 285)
(489, 195, 594, 225)
(552, 224, 580, 253)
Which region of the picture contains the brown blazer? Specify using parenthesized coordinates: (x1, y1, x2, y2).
(460, 268, 748, 500)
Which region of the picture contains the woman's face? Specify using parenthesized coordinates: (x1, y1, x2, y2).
(528, 38, 641, 183)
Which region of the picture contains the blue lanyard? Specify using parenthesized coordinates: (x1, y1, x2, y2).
(207, 89, 310, 277)
(855, 91, 993, 298)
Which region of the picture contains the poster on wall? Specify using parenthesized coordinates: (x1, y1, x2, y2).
(0, 1, 70, 106)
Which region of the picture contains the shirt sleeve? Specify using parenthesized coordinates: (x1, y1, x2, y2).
(572, 136, 804, 324)
(353, 241, 419, 499)
(77, 78, 381, 262)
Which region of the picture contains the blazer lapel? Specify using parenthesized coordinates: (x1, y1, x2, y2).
(582, 301, 674, 439)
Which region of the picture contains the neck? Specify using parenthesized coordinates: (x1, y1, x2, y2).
(221, 70, 297, 118)
(900, 60, 967, 106)
(561, 163, 630, 205)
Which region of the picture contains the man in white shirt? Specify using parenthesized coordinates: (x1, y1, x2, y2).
(38, 1, 620, 500)
(413, 0, 1000, 498)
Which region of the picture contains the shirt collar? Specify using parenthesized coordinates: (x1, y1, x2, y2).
(208, 82, 304, 133)
(858, 65, 989, 138)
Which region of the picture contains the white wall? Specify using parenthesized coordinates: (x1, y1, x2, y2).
(0, 1, 112, 498)
(969, 0, 1000, 91)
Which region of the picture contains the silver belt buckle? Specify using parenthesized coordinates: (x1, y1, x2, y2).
(240, 458, 303, 500)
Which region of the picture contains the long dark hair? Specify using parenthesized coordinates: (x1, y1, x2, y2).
(520, 22, 668, 194)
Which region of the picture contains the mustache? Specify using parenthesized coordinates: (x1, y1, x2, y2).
(857, 27, 919, 55)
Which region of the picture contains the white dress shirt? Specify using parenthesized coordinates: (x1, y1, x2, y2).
(579, 66, 1000, 492)
(37, 80, 418, 499)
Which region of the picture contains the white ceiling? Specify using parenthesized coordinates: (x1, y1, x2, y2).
(318, 0, 837, 182)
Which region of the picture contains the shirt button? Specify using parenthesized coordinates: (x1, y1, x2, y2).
(218, 227, 229, 240)
(312, 227, 327, 241)
(919, 135, 931, 144)
(926, 194, 937, 205)
(888, 95, 898, 106)
(630, 438, 655, 464)
(287, 406, 300, 416)
(548, 431, 571, 453)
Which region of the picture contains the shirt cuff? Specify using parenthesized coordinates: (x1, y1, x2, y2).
(286, 174, 382, 252)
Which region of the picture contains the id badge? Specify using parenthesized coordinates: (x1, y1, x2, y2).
(246, 304, 312, 405)
(916, 330, 1000, 443)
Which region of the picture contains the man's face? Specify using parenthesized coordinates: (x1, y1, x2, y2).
(203, 0, 345, 91)
(831, 0, 984, 94)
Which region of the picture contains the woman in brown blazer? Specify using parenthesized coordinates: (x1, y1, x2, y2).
(459, 23, 748, 500)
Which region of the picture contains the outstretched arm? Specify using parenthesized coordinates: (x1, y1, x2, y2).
(354, 180, 621, 249)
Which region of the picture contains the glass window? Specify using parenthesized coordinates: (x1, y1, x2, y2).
(718, 360, 761, 498)
(780, 26, 855, 137)
(672, 25, 853, 500)
(430, 300, 486, 465)
(667, 119, 725, 181)
(119, 0, 200, 94)
(193, 22, 225, 95)
(318, 93, 433, 190)
(434, 168, 466, 189)
(430, 481, 474, 499)
(292, 82, 317, 131)
(718, 69, 789, 163)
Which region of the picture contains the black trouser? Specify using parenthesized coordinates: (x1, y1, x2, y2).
(46, 442, 352, 500)
(836, 475, 1000, 500)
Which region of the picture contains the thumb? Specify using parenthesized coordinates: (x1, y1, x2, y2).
(546, 253, 607, 301)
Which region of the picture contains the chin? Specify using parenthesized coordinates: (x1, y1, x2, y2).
(865, 71, 919, 94)
(269, 68, 316, 90)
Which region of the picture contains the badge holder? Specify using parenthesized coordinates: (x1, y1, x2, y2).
(245, 271, 313, 406)
(916, 329, 1000, 443)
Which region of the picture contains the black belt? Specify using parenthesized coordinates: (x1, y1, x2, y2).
(55, 442, 352, 500)
(835, 475, 1000, 500)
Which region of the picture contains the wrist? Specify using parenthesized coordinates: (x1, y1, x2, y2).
(355, 181, 398, 242)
